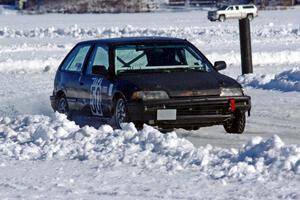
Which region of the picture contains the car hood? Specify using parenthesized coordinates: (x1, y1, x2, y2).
(208, 10, 217, 14)
(117, 71, 241, 98)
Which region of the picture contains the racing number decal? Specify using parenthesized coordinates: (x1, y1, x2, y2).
(90, 78, 103, 116)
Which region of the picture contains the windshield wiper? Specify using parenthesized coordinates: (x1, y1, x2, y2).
(118, 67, 207, 75)
(171, 67, 207, 72)
(119, 69, 162, 74)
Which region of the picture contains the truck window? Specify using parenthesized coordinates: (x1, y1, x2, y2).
(243, 5, 254, 9)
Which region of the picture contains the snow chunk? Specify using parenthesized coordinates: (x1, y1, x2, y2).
(32, 125, 55, 143)
(0, 114, 299, 178)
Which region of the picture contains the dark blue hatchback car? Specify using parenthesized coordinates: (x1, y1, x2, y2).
(50, 37, 251, 133)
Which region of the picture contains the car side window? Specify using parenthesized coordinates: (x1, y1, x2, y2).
(235, 6, 239, 10)
(86, 46, 109, 75)
(184, 48, 211, 72)
(61, 44, 91, 72)
(185, 49, 200, 67)
(227, 6, 233, 10)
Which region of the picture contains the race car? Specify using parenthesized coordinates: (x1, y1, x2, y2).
(50, 37, 251, 133)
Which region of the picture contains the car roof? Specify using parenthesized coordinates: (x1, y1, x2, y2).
(78, 36, 187, 46)
(229, 4, 256, 6)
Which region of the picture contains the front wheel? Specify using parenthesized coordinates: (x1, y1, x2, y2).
(112, 98, 128, 129)
(56, 95, 71, 118)
(247, 14, 254, 21)
(223, 111, 246, 134)
(219, 15, 226, 22)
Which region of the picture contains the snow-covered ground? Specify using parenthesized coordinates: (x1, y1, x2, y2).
(0, 8, 300, 199)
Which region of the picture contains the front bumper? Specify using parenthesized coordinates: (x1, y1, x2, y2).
(208, 14, 218, 21)
(127, 96, 251, 128)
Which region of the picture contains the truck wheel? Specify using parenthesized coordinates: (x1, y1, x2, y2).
(56, 95, 71, 117)
(247, 14, 253, 21)
(112, 98, 128, 129)
(219, 15, 226, 22)
(223, 111, 246, 134)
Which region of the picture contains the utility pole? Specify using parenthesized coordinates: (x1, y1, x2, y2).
(239, 18, 253, 74)
(207, 7, 255, 75)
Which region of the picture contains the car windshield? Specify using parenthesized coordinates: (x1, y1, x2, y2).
(114, 43, 213, 75)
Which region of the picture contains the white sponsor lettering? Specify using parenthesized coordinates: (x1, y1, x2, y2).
(90, 78, 103, 116)
(108, 84, 113, 96)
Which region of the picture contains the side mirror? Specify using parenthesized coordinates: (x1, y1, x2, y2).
(92, 65, 108, 75)
(214, 61, 227, 71)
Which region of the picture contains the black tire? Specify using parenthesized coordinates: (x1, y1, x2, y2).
(112, 98, 128, 129)
(219, 15, 226, 22)
(223, 111, 246, 134)
(247, 14, 253, 21)
(159, 128, 174, 133)
(56, 95, 72, 119)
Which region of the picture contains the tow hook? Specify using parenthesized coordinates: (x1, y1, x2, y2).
(229, 98, 236, 112)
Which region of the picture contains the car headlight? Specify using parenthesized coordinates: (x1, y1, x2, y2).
(220, 88, 243, 97)
(132, 91, 169, 101)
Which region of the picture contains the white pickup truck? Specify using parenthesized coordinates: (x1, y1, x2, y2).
(208, 5, 258, 22)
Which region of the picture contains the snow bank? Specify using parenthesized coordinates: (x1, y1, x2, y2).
(1, 47, 299, 74)
(0, 43, 71, 54)
(1, 24, 300, 39)
(1, 24, 300, 75)
(0, 25, 235, 40)
(238, 68, 300, 92)
(257, 24, 300, 37)
(0, 113, 299, 178)
(2, 25, 300, 75)
(0, 5, 18, 16)
(208, 50, 300, 66)
(0, 57, 60, 73)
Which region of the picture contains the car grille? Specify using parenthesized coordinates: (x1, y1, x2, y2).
(208, 12, 216, 16)
(166, 104, 228, 116)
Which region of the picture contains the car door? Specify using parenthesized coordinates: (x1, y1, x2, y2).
(79, 44, 114, 117)
(235, 6, 242, 18)
(226, 6, 235, 19)
(58, 43, 92, 111)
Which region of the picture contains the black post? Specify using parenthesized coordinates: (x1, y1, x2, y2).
(239, 18, 253, 74)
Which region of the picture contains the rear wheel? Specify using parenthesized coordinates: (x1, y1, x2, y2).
(223, 111, 246, 134)
(56, 95, 71, 117)
(219, 15, 226, 22)
(247, 14, 254, 21)
(112, 98, 128, 129)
